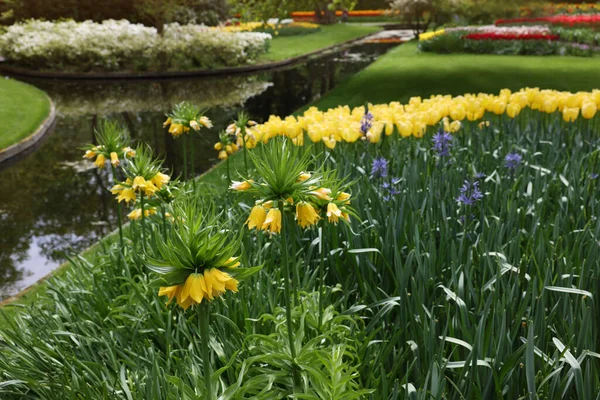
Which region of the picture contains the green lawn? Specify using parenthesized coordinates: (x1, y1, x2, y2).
(0, 78, 51, 150)
(260, 23, 381, 62)
(308, 41, 600, 110)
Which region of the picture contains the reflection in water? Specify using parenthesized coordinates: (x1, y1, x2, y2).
(0, 43, 397, 299)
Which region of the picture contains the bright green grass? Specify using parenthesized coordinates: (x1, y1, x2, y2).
(308, 41, 600, 110)
(260, 24, 381, 62)
(0, 78, 51, 150)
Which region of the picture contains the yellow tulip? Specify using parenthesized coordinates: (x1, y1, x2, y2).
(582, 102, 597, 119)
(562, 107, 579, 123)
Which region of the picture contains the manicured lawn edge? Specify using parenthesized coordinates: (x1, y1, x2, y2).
(0, 25, 381, 80)
(0, 94, 55, 164)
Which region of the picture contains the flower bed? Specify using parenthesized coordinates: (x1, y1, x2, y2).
(0, 19, 271, 73)
(221, 21, 320, 36)
(2, 87, 600, 398)
(496, 14, 600, 27)
(419, 25, 595, 56)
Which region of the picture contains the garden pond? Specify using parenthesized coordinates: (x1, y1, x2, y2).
(0, 42, 397, 300)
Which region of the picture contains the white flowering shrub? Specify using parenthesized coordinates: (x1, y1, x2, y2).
(0, 19, 271, 72)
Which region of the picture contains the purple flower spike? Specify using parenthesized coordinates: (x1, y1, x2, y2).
(504, 152, 523, 170)
(432, 131, 453, 157)
(360, 111, 374, 135)
(456, 180, 484, 206)
(371, 157, 389, 179)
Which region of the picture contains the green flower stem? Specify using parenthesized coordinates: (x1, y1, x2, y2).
(279, 202, 300, 389)
(110, 165, 124, 251)
(182, 136, 188, 181)
(191, 133, 196, 191)
(241, 125, 249, 176)
(318, 223, 326, 333)
(226, 157, 231, 186)
(140, 191, 146, 252)
(199, 302, 213, 400)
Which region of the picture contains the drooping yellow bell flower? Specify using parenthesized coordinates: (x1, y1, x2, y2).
(110, 152, 119, 167)
(158, 285, 181, 305)
(116, 188, 136, 203)
(127, 207, 157, 220)
(94, 154, 106, 169)
(326, 202, 342, 224)
(246, 205, 267, 230)
(310, 187, 332, 201)
(337, 192, 351, 204)
(298, 172, 311, 182)
(122, 146, 136, 157)
(132, 176, 147, 191)
(218, 150, 228, 160)
(169, 123, 184, 137)
(151, 172, 170, 189)
(163, 117, 172, 128)
(214, 142, 223, 151)
(199, 116, 213, 128)
(262, 208, 282, 234)
(296, 202, 320, 228)
(83, 150, 96, 159)
(190, 120, 200, 131)
(230, 180, 253, 191)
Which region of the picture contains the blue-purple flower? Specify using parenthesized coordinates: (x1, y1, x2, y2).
(432, 131, 453, 157)
(589, 173, 599, 180)
(456, 180, 484, 206)
(381, 177, 401, 201)
(504, 152, 523, 170)
(371, 157, 389, 179)
(360, 110, 374, 135)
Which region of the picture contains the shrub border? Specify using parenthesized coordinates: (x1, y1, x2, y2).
(0, 32, 376, 80)
(0, 94, 56, 165)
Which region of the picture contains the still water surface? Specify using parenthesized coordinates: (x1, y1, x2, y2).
(0, 42, 397, 299)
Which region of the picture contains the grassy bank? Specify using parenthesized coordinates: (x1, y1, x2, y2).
(309, 40, 600, 109)
(0, 78, 51, 150)
(260, 23, 381, 61)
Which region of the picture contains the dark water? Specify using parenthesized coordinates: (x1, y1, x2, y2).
(0, 42, 397, 299)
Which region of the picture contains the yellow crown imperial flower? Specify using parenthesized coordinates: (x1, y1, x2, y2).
(262, 208, 282, 234)
(166, 269, 239, 310)
(116, 188, 136, 203)
(122, 146, 136, 157)
(127, 208, 157, 220)
(199, 116, 213, 129)
(151, 172, 170, 190)
(337, 192, 351, 204)
(190, 120, 200, 131)
(230, 180, 253, 191)
(218, 150, 228, 160)
(110, 152, 119, 167)
(169, 123, 184, 137)
(163, 117, 172, 128)
(83, 150, 96, 159)
(214, 142, 223, 151)
(298, 172, 311, 182)
(326, 202, 343, 224)
(296, 201, 320, 228)
(132, 176, 147, 192)
(246, 205, 267, 230)
(110, 184, 124, 195)
(310, 187, 333, 201)
(94, 154, 106, 169)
